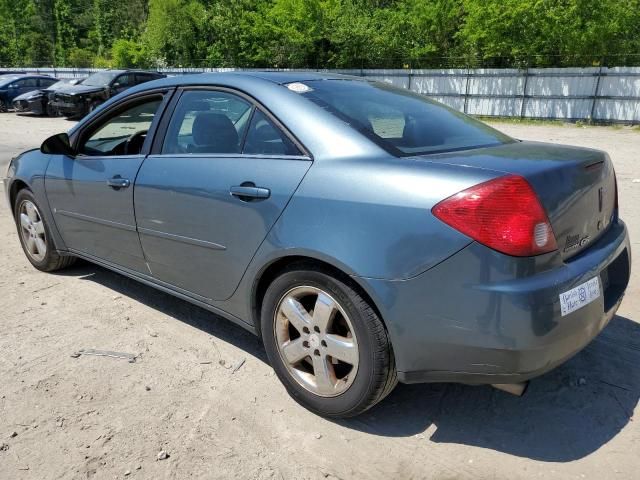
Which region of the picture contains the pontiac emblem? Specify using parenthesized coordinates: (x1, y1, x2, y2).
(564, 234, 591, 252)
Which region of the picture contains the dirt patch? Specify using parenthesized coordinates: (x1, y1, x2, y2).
(1, 113, 639, 479)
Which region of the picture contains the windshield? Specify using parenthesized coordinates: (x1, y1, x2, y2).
(82, 71, 118, 87)
(296, 80, 513, 156)
(0, 76, 21, 88)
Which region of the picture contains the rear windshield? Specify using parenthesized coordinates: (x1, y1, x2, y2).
(295, 80, 512, 156)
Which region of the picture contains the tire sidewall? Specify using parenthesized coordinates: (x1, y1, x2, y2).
(261, 269, 380, 417)
(14, 190, 55, 270)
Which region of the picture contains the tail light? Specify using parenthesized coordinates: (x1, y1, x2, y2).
(432, 175, 557, 257)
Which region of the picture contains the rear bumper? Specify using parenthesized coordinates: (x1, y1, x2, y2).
(363, 220, 631, 384)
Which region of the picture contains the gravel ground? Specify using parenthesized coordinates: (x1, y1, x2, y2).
(0, 113, 639, 480)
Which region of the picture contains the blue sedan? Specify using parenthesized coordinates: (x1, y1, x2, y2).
(0, 74, 57, 112)
(3, 72, 631, 417)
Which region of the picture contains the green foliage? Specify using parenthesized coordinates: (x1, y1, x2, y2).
(0, 0, 639, 68)
(111, 39, 148, 68)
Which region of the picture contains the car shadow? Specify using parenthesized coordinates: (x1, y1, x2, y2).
(59, 262, 638, 462)
(339, 314, 640, 462)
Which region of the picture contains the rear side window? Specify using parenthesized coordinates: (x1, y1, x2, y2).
(296, 80, 512, 156)
(243, 110, 301, 156)
(162, 90, 252, 154)
(39, 78, 57, 88)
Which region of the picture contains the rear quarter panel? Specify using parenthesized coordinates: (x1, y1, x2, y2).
(219, 156, 503, 325)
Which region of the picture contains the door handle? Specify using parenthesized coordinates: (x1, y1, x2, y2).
(107, 176, 130, 190)
(230, 184, 271, 201)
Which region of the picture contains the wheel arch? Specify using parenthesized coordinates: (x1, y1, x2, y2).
(9, 178, 30, 216)
(251, 254, 389, 341)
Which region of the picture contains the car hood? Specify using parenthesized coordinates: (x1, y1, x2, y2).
(13, 90, 44, 101)
(55, 84, 107, 95)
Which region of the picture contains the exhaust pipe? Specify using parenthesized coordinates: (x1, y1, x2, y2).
(491, 382, 529, 396)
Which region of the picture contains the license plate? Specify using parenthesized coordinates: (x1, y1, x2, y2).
(559, 277, 601, 316)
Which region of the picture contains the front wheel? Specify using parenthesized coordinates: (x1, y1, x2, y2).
(0, 99, 7, 112)
(261, 267, 397, 417)
(14, 189, 76, 272)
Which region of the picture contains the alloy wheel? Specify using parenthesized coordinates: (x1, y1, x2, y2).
(274, 286, 359, 397)
(18, 200, 47, 262)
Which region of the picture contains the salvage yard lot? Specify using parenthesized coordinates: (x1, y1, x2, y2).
(1, 113, 639, 479)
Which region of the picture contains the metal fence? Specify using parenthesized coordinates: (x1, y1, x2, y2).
(6, 66, 640, 123)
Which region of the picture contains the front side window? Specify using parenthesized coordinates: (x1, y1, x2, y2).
(80, 97, 162, 156)
(13, 78, 38, 88)
(162, 90, 252, 154)
(295, 80, 513, 156)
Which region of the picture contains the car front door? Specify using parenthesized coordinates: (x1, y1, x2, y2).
(134, 88, 312, 301)
(45, 91, 171, 273)
(111, 73, 135, 96)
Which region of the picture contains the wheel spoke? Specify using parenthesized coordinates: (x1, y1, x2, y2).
(313, 292, 336, 332)
(20, 213, 31, 231)
(26, 237, 37, 254)
(280, 296, 312, 332)
(33, 221, 45, 235)
(324, 334, 358, 365)
(25, 202, 38, 222)
(281, 338, 308, 364)
(312, 354, 336, 395)
(34, 237, 47, 255)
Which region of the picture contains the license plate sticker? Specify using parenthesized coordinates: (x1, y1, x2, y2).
(559, 277, 601, 317)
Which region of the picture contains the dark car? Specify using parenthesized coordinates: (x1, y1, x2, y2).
(3, 72, 631, 417)
(50, 69, 165, 119)
(12, 78, 84, 116)
(0, 75, 57, 112)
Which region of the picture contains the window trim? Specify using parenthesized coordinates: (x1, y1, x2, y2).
(150, 85, 311, 160)
(71, 88, 175, 158)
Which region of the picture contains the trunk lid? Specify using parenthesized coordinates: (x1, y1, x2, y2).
(421, 141, 616, 260)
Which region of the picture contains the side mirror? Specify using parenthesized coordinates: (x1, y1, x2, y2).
(41, 133, 76, 157)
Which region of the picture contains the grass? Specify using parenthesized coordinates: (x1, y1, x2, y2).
(478, 116, 565, 127)
(480, 116, 640, 131)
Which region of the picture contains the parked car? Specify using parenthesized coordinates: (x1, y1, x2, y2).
(12, 78, 84, 115)
(50, 69, 165, 119)
(4, 72, 631, 417)
(0, 74, 57, 112)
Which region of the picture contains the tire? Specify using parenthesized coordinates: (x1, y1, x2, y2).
(0, 99, 7, 113)
(14, 189, 76, 272)
(261, 266, 397, 417)
(46, 102, 58, 117)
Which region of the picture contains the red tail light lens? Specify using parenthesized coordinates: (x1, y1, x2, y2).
(432, 175, 558, 257)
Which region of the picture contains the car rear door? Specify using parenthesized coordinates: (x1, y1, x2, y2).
(45, 90, 173, 273)
(134, 87, 312, 301)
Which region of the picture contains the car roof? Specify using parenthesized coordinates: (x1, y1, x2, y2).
(1, 74, 55, 79)
(136, 70, 363, 89)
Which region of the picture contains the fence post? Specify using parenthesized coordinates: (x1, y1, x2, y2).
(463, 67, 471, 114)
(590, 59, 604, 123)
(520, 66, 530, 119)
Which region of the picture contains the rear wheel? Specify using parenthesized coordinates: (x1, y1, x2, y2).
(14, 189, 75, 272)
(261, 267, 396, 417)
